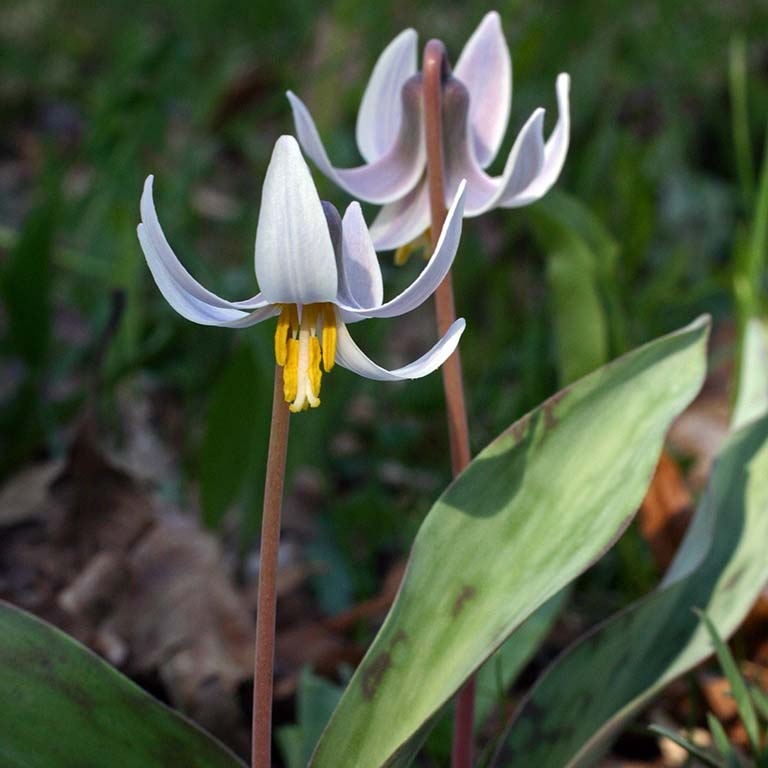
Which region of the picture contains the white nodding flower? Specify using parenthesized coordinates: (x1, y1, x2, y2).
(137, 135, 467, 413)
(287, 11, 570, 252)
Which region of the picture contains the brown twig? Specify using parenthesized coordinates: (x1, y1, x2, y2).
(422, 38, 475, 768)
(251, 366, 291, 768)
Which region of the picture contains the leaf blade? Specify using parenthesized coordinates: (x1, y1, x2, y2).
(311, 317, 709, 767)
(0, 601, 246, 768)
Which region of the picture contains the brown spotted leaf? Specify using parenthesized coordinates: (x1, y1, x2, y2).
(494, 319, 768, 767)
(310, 318, 710, 768)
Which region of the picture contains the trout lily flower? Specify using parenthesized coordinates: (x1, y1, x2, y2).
(287, 11, 570, 253)
(137, 136, 467, 412)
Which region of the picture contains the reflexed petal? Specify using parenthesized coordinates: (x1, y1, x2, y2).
(335, 317, 466, 381)
(286, 79, 425, 205)
(500, 73, 571, 207)
(339, 202, 384, 308)
(369, 177, 430, 251)
(138, 223, 279, 327)
(254, 135, 338, 304)
(340, 181, 466, 320)
(442, 74, 568, 216)
(139, 176, 268, 310)
(356, 28, 418, 163)
(454, 11, 512, 169)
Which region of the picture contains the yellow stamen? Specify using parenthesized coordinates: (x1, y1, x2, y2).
(393, 228, 432, 266)
(308, 335, 322, 399)
(276, 302, 337, 412)
(274, 306, 290, 366)
(283, 338, 299, 404)
(321, 304, 337, 372)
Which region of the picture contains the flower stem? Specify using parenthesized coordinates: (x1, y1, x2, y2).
(422, 39, 475, 768)
(251, 365, 291, 768)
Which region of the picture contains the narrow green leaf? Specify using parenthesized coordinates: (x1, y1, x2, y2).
(535, 190, 627, 355)
(707, 713, 742, 768)
(497, 409, 768, 767)
(532, 193, 615, 384)
(277, 668, 344, 768)
(200, 342, 266, 529)
(311, 317, 709, 768)
(0, 601, 245, 768)
(696, 610, 761, 755)
(750, 685, 768, 722)
(731, 318, 768, 430)
(1, 200, 55, 370)
(545, 235, 609, 384)
(733, 121, 768, 325)
(648, 724, 725, 768)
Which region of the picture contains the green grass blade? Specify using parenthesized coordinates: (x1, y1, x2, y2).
(707, 713, 742, 768)
(649, 724, 725, 768)
(697, 610, 761, 755)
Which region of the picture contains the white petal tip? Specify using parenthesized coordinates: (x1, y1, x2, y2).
(274, 134, 301, 152)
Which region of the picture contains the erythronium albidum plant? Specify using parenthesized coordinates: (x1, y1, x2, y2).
(287, 11, 570, 251)
(138, 135, 467, 412)
(137, 134, 467, 768)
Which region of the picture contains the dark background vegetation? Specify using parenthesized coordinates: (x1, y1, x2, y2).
(1, 0, 767, 764)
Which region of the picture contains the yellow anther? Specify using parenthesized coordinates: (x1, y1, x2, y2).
(308, 335, 322, 399)
(321, 304, 337, 372)
(393, 229, 432, 266)
(394, 242, 414, 267)
(283, 338, 299, 404)
(274, 306, 290, 366)
(276, 302, 336, 412)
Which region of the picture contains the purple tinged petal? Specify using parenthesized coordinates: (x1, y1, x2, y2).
(137, 223, 278, 327)
(339, 181, 466, 319)
(286, 77, 426, 205)
(339, 202, 384, 308)
(500, 73, 571, 208)
(139, 175, 268, 310)
(369, 176, 430, 251)
(356, 28, 418, 163)
(454, 11, 512, 169)
(441, 72, 569, 216)
(335, 317, 466, 381)
(254, 135, 338, 304)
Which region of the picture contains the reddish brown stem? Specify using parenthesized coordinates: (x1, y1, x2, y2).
(423, 39, 475, 767)
(251, 366, 291, 768)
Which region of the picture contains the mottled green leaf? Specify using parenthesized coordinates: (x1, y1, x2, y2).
(496, 410, 768, 768)
(311, 317, 709, 768)
(0, 601, 245, 768)
(474, 590, 567, 733)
